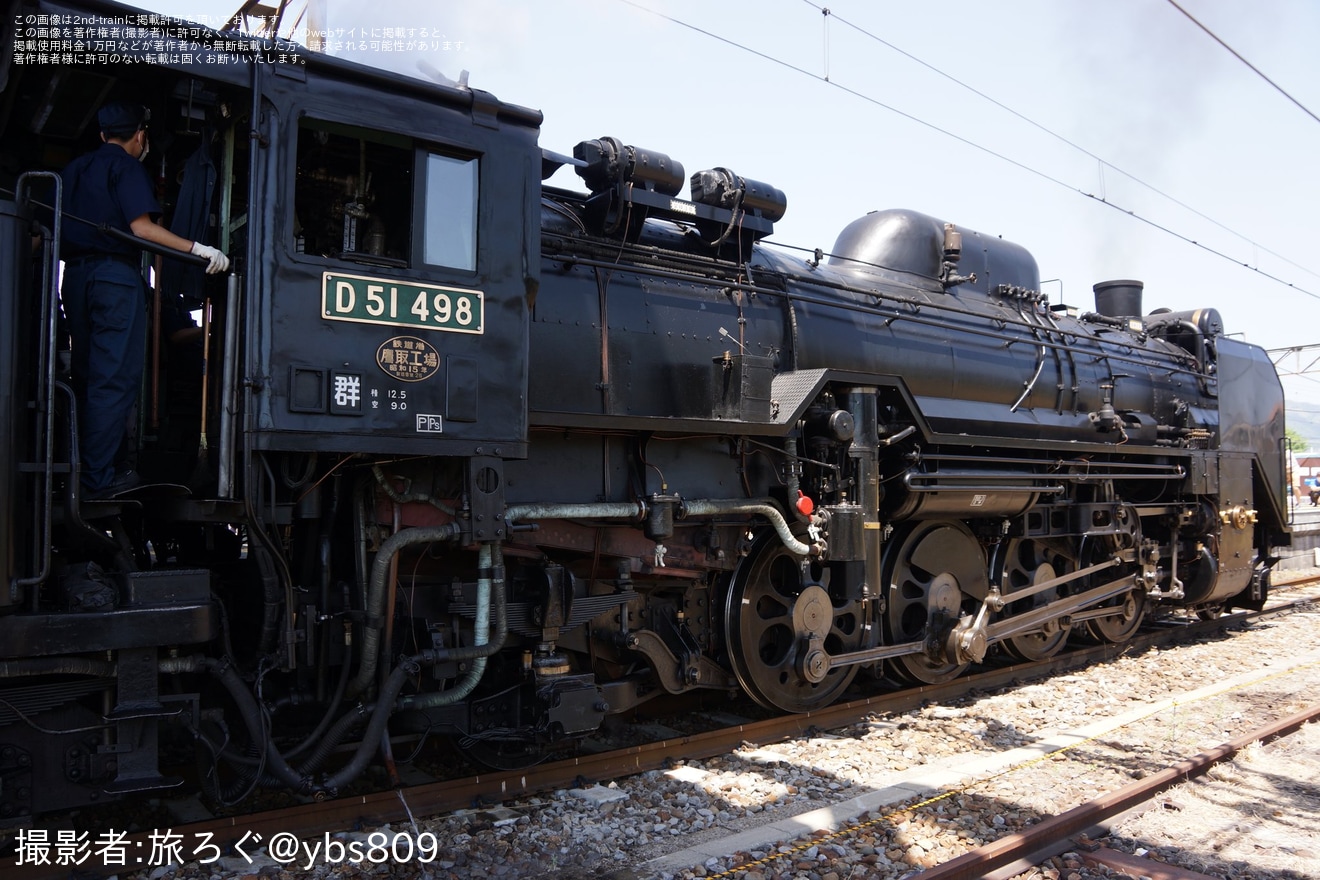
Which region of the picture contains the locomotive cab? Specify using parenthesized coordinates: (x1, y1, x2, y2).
(0, 1, 541, 821)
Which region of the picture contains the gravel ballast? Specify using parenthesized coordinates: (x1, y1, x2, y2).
(115, 588, 1320, 880)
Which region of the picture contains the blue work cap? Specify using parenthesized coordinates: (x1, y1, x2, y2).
(97, 102, 149, 137)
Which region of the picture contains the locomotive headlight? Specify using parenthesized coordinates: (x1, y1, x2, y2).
(573, 136, 685, 196)
(690, 168, 787, 222)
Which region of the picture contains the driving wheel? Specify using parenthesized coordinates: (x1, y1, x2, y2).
(882, 521, 986, 685)
(993, 538, 1073, 661)
(723, 531, 869, 712)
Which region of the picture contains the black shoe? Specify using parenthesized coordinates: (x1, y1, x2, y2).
(62, 561, 118, 611)
(87, 469, 141, 500)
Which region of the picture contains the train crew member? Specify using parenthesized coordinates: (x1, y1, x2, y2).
(59, 101, 230, 498)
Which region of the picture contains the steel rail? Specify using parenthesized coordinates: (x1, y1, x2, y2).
(915, 702, 1320, 880)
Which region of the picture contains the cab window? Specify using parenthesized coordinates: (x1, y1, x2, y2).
(422, 152, 477, 272)
(293, 117, 478, 273)
(294, 119, 411, 266)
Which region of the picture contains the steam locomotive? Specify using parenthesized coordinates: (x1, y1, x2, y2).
(0, 0, 1289, 823)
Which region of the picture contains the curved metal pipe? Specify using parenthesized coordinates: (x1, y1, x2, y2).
(507, 497, 817, 556)
(292, 569, 508, 788)
(397, 544, 508, 710)
(345, 523, 463, 699)
(319, 659, 415, 793)
(681, 498, 820, 556)
(1010, 350, 1047, 412)
(159, 655, 307, 792)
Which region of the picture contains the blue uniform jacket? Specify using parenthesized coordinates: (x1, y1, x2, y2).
(61, 141, 160, 258)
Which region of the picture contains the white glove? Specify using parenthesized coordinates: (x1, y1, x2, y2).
(190, 241, 231, 275)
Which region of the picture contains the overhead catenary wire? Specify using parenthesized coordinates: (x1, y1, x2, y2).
(800, 0, 1320, 286)
(1165, 0, 1320, 128)
(612, 0, 1320, 303)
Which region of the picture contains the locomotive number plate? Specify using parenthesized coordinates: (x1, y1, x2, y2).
(322, 272, 484, 335)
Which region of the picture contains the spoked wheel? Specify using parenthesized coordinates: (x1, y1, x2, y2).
(724, 531, 870, 713)
(993, 538, 1073, 661)
(882, 521, 986, 685)
(1085, 588, 1146, 642)
(1075, 536, 1146, 643)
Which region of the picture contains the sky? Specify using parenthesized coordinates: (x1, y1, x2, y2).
(138, 0, 1320, 430)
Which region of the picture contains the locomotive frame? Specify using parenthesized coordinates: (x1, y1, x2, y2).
(0, 0, 1290, 824)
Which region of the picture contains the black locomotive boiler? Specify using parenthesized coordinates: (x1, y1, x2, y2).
(0, 0, 1289, 823)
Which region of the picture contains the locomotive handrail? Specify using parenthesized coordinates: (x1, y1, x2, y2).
(11, 172, 62, 598)
(903, 466, 1186, 483)
(217, 272, 242, 498)
(917, 452, 1187, 471)
(543, 225, 938, 290)
(6, 191, 212, 269)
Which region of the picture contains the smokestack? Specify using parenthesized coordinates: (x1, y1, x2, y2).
(1093, 279, 1144, 318)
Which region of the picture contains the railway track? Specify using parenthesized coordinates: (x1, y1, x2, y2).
(913, 704, 1320, 880)
(9, 577, 1320, 880)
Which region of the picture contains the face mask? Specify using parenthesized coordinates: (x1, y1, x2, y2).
(138, 131, 150, 162)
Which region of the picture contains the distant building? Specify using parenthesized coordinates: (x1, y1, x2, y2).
(1297, 455, 1320, 492)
